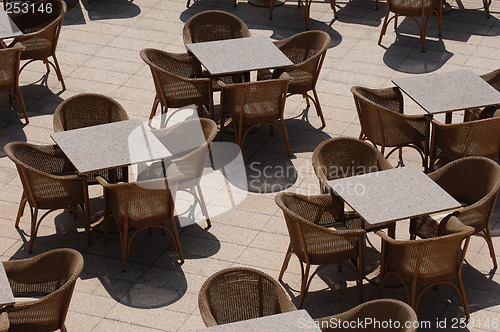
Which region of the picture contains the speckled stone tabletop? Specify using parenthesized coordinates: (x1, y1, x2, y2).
(0, 263, 14, 307)
(186, 36, 293, 76)
(392, 70, 500, 115)
(0, 8, 22, 39)
(51, 119, 171, 173)
(199, 310, 321, 331)
(327, 166, 461, 225)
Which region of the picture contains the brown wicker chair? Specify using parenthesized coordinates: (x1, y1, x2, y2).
(53, 93, 130, 184)
(146, 118, 218, 227)
(312, 137, 396, 235)
(4, 248, 83, 332)
(315, 299, 418, 331)
(261, 31, 331, 127)
(0, 42, 29, 124)
(351, 86, 429, 171)
(378, 215, 474, 318)
(140, 48, 214, 120)
(97, 176, 183, 271)
(182, 10, 251, 89)
(378, 0, 442, 52)
(198, 267, 297, 326)
(275, 192, 365, 308)
(429, 116, 500, 169)
(410, 157, 500, 268)
(219, 73, 292, 157)
(10, 0, 67, 90)
(465, 68, 500, 121)
(4, 142, 91, 253)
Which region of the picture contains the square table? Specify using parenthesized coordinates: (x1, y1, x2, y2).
(51, 119, 171, 174)
(199, 310, 321, 331)
(0, 263, 14, 308)
(392, 70, 500, 123)
(0, 8, 22, 40)
(186, 36, 293, 76)
(327, 167, 461, 228)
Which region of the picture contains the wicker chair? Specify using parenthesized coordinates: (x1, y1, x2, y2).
(351, 86, 429, 171)
(53, 93, 130, 184)
(261, 31, 331, 127)
(0, 42, 29, 124)
(315, 299, 418, 332)
(378, 215, 474, 318)
(465, 68, 500, 120)
(4, 142, 91, 253)
(10, 0, 67, 89)
(182, 10, 251, 89)
(146, 118, 218, 227)
(410, 157, 500, 268)
(140, 48, 214, 120)
(429, 116, 500, 169)
(312, 137, 396, 235)
(219, 73, 292, 157)
(378, 0, 442, 52)
(198, 267, 297, 326)
(4, 248, 83, 332)
(97, 177, 183, 271)
(275, 192, 365, 308)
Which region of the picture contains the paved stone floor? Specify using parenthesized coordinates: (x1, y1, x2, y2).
(1, 0, 500, 330)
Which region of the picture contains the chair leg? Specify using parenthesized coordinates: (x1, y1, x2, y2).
(378, 11, 390, 45)
(279, 119, 292, 157)
(484, 228, 498, 268)
(269, 0, 275, 19)
(83, 201, 91, 245)
(186, 0, 190, 7)
(279, 243, 293, 280)
(420, 15, 426, 52)
(457, 273, 470, 319)
(312, 88, 326, 127)
(28, 207, 38, 253)
(14, 86, 29, 124)
(15, 195, 28, 227)
(329, 0, 338, 19)
(149, 97, 159, 120)
(298, 262, 311, 308)
(170, 212, 184, 263)
(121, 225, 128, 271)
(194, 184, 211, 228)
(52, 55, 66, 90)
(483, 0, 490, 18)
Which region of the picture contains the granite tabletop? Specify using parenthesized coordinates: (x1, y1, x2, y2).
(0, 263, 14, 307)
(51, 119, 172, 173)
(327, 166, 461, 225)
(186, 36, 293, 76)
(392, 70, 500, 115)
(200, 310, 321, 332)
(0, 8, 22, 40)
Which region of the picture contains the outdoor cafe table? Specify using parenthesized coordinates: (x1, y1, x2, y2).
(392, 70, 500, 124)
(186, 36, 293, 76)
(199, 309, 321, 331)
(0, 7, 22, 40)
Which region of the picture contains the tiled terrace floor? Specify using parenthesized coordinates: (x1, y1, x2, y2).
(1, 0, 500, 330)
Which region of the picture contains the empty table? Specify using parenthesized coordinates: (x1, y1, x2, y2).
(0, 8, 22, 40)
(186, 36, 293, 76)
(392, 70, 500, 123)
(200, 310, 321, 331)
(51, 119, 171, 174)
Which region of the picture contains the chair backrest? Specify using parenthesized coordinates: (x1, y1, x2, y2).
(0, 43, 24, 90)
(428, 157, 500, 233)
(140, 49, 209, 109)
(274, 30, 331, 91)
(183, 10, 251, 47)
(481, 68, 500, 92)
(430, 116, 500, 167)
(11, 0, 66, 59)
(389, 0, 441, 15)
(97, 177, 174, 225)
(53, 93, 129, 132)
(379, 216, 474, 285)
(198, 267, 296, 327)
(351, 86, 427, 148)
(320, 299, 418, 332)
(220, 75, 290, 125)
(4, 142, 83, 208)
(4, 248, 84, 332)
(312, 137, 393, 187)
(275, 192, 362, 263)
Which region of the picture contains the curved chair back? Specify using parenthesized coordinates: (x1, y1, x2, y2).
(430, 116, 500, 168)
(0, 42, 28, 123)
(481, 68, 500, 92)
(53, 94, 128, 132)
(4, 248, 84, 332)
(316, 299, 418, 332)
(198, 267, 296, 327)
(183, 10, 251, 47)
